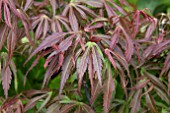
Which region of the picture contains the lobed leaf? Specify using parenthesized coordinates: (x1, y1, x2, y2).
(59, 55, 74, 95)
(105, 49, 129, 74)
(2, 66, 12, 98)
(90, 80, 102, 105)
(69, 6, 79, 32)
(120, 26, 134, 62)
(0, 24, 8, 50)
(88, 55, 94, 94)
(130, 90, 141, 113)
(77, 46, 90, 91)
(161, 52, 170, 76)
(144, 71, 167, 93)
(110, 26, 121, 49)
(4, 3, 12, 28)
(92, 46, 103, 86)
(103, 64, 115, 113)
(25, 32, 69, 64)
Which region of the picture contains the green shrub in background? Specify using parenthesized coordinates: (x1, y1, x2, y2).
(134, 0, 170, 15)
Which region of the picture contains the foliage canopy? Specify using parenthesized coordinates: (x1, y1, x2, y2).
(0, 0, 170, 113)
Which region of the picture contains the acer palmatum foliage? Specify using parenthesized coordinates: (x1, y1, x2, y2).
(0, 0, 170, 113)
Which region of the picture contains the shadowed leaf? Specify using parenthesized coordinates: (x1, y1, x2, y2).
(90, 80, 102, 105)
(60, 103, 76, 113)
(59, 55, 74, 95)
(82, 103, 95, 113)
(130, 90, 141, 113)
(103, 64, 115, 113)
(120, 26, 134, 61)
(92, 46, 103, 86)
(145, 93, 159, 113)
(24, 94, 47, 112)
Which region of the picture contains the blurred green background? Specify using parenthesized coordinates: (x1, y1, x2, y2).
(129, 0, 170, 15)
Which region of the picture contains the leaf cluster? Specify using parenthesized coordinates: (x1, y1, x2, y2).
(0, 0, 170, 113)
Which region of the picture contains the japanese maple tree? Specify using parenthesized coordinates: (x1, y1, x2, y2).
(0, 0, 170, 113)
